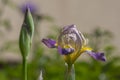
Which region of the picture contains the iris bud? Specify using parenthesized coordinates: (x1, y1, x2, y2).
(19, 7, 34, 58)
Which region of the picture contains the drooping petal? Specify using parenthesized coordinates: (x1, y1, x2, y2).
(86, 51, 106, 61)
(58, 46, 74, 55)
(42, 39, 57, 48)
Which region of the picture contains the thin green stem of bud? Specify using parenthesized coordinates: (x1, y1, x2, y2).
(65, 63, 75, 80)
(23, 57, 27, 80)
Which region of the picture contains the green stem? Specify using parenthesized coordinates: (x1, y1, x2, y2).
(65, 63, 75, 80)
(23, 57, 27, 80)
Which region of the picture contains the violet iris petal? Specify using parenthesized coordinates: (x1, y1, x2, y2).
(87, 51, 106, 61)
(21, 2, 37, 13)
(42, 39, 56, 48)
(58, 46, 74, 55)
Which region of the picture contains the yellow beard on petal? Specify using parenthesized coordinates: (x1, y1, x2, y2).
(63, 46, 93, 65)
(55, 43, 58, 47)
(80, 46, 92, 53)
(63, 44, 74, 64)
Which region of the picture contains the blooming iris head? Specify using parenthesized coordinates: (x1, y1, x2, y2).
(42, 24, 106, 65)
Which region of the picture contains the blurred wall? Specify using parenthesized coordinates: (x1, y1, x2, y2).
(0, 0, 120, 60)
(20, 0, 120, 51)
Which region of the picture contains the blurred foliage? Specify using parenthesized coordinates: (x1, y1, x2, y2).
(0, 0, 16, 54)
(0, 0, 120, 80)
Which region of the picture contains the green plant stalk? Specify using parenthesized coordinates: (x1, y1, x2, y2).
(19, 8, 34, 80)
(65, 63, 75, 80)
(23, 57, 27, 80)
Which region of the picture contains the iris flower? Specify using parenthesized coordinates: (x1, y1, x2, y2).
(42, 24, 106, 65)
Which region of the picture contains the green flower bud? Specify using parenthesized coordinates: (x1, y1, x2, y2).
(19, 8, 34, 58)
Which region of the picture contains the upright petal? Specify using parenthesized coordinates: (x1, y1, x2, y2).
(58, 24, 83, 54)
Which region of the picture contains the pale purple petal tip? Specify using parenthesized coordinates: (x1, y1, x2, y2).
(42, 39, 56, 48)
(21, 2, 37, 13)
(58, 46, 74, 55)
(87, 51, 106, 61)
(62, 24, 75, 32)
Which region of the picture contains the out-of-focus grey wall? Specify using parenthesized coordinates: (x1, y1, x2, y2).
(20, 0, 120, 48)
(0, 0, 120, 60)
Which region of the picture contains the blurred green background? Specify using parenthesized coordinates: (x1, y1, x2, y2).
(0, 0, 120, 80)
